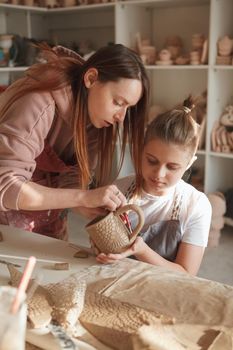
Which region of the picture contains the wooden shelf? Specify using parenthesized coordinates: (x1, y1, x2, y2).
(0, 0, 232, 193)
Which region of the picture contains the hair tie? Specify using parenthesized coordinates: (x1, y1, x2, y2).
(183, 106, 191, 114)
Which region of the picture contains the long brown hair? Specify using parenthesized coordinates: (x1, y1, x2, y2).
(0, 44, 149, 189)
(136, 95, 200, 193)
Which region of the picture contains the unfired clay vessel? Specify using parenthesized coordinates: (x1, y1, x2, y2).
(86, 204, 144, 254)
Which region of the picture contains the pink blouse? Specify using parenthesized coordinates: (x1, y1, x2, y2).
(0, 79, 98, 211)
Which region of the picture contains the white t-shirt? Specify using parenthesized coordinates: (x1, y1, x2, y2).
(115, 175, 212, 247)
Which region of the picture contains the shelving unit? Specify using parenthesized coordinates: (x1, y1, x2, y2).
(0, 0, 232, 194)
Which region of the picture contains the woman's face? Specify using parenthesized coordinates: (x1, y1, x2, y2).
(85, 69, 142, 128)
(141, 138, 194, 196)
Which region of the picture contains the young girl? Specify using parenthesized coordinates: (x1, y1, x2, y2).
(0, 44, 149, 240)
(96, 97, 212, 275)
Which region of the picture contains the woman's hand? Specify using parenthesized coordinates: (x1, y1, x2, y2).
(72, 206, 108, 220)
(80, 185, 127, 212)
(96, 236, 147, 264)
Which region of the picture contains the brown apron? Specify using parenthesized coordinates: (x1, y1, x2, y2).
(0, 142, 75, 240)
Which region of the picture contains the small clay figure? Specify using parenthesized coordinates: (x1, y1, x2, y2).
(54, 262, 70, 270)
(156, 49, 172, 65)
(73, 250, 89, 258)
(211, 105, 233, 153)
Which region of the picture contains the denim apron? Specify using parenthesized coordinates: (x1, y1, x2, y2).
(125, 181, 182, 262)
(139, 193, 182, 261)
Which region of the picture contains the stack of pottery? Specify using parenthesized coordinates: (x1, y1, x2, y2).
(192, 33, 205, 51)
(135, 32, 156, 65)
(216, 35, 233, 65)
(165, 35, 182, 62)
(190, 33, 205, 65)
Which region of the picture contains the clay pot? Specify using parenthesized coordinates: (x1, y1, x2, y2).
(192, 33, 205, 50)
(139, 46, 156, 65)
(86, 204, 144, 254)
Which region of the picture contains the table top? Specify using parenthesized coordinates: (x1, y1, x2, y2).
(0, 224, 97, 285)
(1, 224, 233, 350)
(0, 224, 109, 350)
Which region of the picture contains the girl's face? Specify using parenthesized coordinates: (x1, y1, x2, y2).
(84, 69, 142, 128)
(141, 138, 194, 196)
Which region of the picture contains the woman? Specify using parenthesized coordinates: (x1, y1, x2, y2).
(0, 44, 149, 240)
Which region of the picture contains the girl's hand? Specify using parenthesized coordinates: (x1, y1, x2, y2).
(82, 185, 127, 211)
(96, 237, 146, 264)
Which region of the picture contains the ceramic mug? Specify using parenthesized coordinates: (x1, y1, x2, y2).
(86, 204, 144, 254)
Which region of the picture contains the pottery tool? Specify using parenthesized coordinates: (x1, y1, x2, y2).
(48, 323, 77, 350)
(120, 213, 133, 234)
(0, 259, 21, 268)
(11, 256, 36, 314)
(0, 254, 69, 264)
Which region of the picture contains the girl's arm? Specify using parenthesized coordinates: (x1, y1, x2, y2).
(134, 240, 205, 275)
(9, 181, 126, 212)
(174, 242, 205, 275)
(96, 237, 205, 276)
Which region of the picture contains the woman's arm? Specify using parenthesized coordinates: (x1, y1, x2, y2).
(11, 181, 126, 212)
(96, 237, 205, 276)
